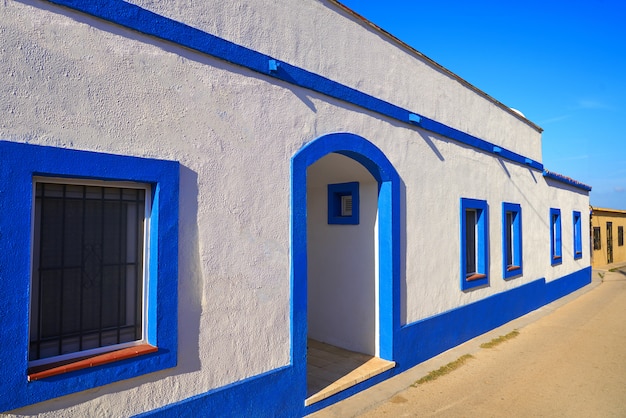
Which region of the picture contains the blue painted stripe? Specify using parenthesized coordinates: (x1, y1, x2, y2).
(47, 0, 544, 171)
(545, 266, 591, 304)
(134, 366, 299, 418)
(136, 267, 591, 417)
(395, 266, 591, 369)
(303, 367, 397, 415)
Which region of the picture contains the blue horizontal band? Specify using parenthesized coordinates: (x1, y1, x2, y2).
(47, 0, 544, 171)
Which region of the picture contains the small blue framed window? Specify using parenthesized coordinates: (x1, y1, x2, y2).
(550, 208, 562, 265)
(460, 198, 489, 290)
(328, 182, 359, 225)
(502, 203, 523, 279)
(573, 211, 582, 259)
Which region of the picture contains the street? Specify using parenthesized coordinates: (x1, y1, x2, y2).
(313, 266, 626, 417)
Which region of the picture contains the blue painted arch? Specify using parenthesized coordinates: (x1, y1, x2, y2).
(291, 132, 401, 405)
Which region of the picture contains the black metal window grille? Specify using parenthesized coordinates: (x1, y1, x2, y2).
(619, 226, 624, 247)
(29, 181, 146, 363)
(593, 227, 601, 250)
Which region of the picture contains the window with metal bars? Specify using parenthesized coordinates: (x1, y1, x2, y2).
(1, 141, 178, 408)
(619, 226, 624, 247)
(593, 227, 601, 250)
(29, 179, 148, 365)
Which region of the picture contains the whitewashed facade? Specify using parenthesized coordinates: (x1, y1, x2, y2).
(1, 1, 591, 416)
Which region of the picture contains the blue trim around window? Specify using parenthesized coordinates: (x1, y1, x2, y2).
(573, 211, 582, 259)
(460, 198, 489, 290)
(502, 202, 523, 279)
(550, 208, 562, 265)
(0, 141, 179, 412)
(328, 182, 359, 224)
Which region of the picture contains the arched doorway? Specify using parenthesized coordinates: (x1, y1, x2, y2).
(291, 133, 400, 407)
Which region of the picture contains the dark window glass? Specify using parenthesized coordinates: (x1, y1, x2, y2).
(465, 209, 477, 275)
(505, 211, 514, 267)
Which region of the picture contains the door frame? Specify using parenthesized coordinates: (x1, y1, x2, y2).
(290, 133, 401, 403)
(607, 222, 613, 264)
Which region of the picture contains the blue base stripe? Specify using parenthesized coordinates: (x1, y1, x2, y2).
(545, 266, 592, 304)
(395, 267, 591, 369)
(135, 367, 299, 418)
(139, 267, 591, 417)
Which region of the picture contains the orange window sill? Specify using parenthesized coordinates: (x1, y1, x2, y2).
(466, 273, 486, 282)
(507, 265, 521, 272)
(28, 344, 157, 381)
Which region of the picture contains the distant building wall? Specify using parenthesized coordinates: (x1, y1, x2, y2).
(591, 208, 626, 267)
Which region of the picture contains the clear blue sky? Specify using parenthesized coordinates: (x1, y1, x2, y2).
(339, 0, 626, 210)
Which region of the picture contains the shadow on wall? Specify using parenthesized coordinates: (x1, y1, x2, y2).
(418, 131, 445, 162)
(544, 177, 589, 196)
(399, 179, 409, 325)
(175, 165, 203, 375)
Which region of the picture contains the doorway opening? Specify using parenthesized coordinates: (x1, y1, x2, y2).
(291, 133, 400, 408)
(305, 153, 394, 404)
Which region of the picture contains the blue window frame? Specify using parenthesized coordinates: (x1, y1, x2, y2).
(328, 182, 359, 225)
(0, 141, 179, 411)
(550, 208, 562, 265)
(502, 203, 523, 279)
(573, 211, 582, 259)
(460, 198, 489, 290)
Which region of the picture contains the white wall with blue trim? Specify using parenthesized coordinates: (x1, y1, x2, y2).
(124, 0, 544, 163)
(1, 0, 590, 416)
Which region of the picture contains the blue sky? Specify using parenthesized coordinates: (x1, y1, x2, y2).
(340, 0, 626, 209)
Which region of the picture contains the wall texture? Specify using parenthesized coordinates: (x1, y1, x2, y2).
(0, 0, 590, 416)
(126, 0, 543, 160)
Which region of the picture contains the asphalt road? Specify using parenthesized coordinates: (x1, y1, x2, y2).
(313, 266, 626, 417)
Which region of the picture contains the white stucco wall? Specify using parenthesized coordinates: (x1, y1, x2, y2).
(398, 133, 591, 323)
(1, 0, 588, 416)
(126, 0, 543, 162)
(307, 154, 379, 356)
(2, 2, 296, 415)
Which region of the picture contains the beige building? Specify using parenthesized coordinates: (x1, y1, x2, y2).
(591, 207, 626, 267)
